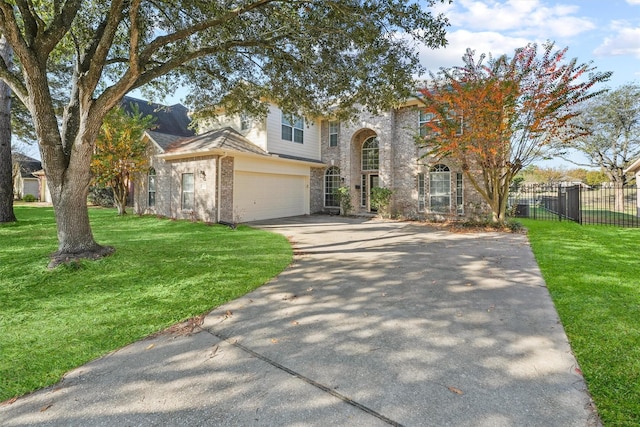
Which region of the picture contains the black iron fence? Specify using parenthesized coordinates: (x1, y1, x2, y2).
(509, 183, 640, 227)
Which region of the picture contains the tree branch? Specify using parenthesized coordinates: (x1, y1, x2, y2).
(79, 0, 127, 104)
(14, 0, 38, 47)
(0, 52, 27, 102)
(38, 0, 84, 59)
(138, 0, 279, 64)
(130, 36, 288, 91)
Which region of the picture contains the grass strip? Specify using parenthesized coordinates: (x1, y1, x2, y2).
(0, 206, 292, 401)
(523, 219, 640, 426)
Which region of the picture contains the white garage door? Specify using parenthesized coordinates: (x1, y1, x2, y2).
(234, 172, 307, 222)
(23, 179, 39, 199)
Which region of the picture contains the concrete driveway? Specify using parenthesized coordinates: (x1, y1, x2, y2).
(1, 215, 599, 426)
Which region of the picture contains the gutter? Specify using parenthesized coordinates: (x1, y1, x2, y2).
(217, 152, 228, 223)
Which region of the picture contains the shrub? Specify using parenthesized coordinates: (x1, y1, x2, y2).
(88, 186, 115, 207)
(22, 194, 37, 202)
(334, 186, 353, 216)
(371, 187, 393, 218)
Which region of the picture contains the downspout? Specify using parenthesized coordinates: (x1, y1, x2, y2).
(217, 153, 228, 223)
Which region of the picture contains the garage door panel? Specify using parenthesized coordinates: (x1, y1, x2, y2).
(234, 172, 307, 222)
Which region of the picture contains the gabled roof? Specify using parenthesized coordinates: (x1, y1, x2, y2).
(12, 153, 42, 178)
(163, 127, 268, 157)
(145, 130, 185, 151)
(121, 96, 194, 137)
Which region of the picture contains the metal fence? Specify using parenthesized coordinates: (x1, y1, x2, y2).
(509, 183, 640, 227)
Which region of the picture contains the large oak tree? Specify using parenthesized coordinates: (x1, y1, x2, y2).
(0, 0, 449, 264)
(419, 42, 610, 222)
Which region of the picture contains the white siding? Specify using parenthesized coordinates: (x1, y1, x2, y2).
(200, 113, 268, 151)
(265, 104, 321, 161)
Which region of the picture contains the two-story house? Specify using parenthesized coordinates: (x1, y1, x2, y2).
(132, 96, 487, 223)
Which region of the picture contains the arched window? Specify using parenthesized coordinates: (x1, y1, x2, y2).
(430, 164, 450, 212)
(361, 136, 379, 171)
(148, 167, 156, 207)
(324, 166, 341, 207)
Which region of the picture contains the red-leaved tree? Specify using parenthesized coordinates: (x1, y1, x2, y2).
(419, 42, 611, 222)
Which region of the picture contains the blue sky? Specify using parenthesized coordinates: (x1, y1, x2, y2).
(420, 0, 640, 89)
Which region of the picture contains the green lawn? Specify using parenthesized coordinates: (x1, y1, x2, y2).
(0, 206, 292, 402)
(523, 219, 640, 426)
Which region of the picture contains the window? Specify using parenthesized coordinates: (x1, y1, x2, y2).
(282, 113, 304, 143)
(240, 113, 250, 131)
(456, 173, 464, 215)
(148, 168, 156, 207)
(430, 164, 450, 213)
(418, 173, 425, 211)
(181, 173, 194, 210)
(361, 174, 367, 207)
(454, 113, 464, 136)
(324, 166, 341, 207)
(361, 136, 379, 171)
(329, 121, 339, 147)
(420, 110, 463, 136)
(419, 111, 436, 137)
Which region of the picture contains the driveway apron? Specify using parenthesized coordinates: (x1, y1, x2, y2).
(1, 216, 599, 427)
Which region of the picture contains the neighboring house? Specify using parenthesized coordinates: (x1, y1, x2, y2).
(12, 153, 43, 200)
(132, 96, 488, 223)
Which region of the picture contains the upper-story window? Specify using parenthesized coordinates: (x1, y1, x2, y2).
(361, 136, 379, 171)
(240, 113, 250, 131)
(420, 109, 463, 137)
(419, 111, 436, 137)
(329, 121, 339, 147)
(282, 113, 304, 143)
(449, 110, 464, 136)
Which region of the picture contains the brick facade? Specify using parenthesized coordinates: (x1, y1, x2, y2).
(312, 105, 489, 220)
(133, 101, 490, 224)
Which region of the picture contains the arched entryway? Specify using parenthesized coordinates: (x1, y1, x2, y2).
(360, 135, 380, 212)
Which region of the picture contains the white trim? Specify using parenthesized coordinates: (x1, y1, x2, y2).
(625, 157, 640, 175)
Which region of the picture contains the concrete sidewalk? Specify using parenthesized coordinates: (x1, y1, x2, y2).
(1, 216, 599, 426)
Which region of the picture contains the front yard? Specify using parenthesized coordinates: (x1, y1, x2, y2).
(2, 207, 639, 425)
(523, 219, 640, 426)
(0, 206, 292, 402)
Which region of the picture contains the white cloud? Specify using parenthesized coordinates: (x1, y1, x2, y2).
(442, 0, 595, 39)
(416, 29, 532, 73)
(594, 27, 640, 58)
(626, 0, 640, 5)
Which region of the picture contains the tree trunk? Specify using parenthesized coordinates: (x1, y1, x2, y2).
(0, 36, 16, 223)
(113, 176, 128, 215)
(614, 184, 624, 212)
(114, 187, 127, 215)
(46, 128, 114, 267)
